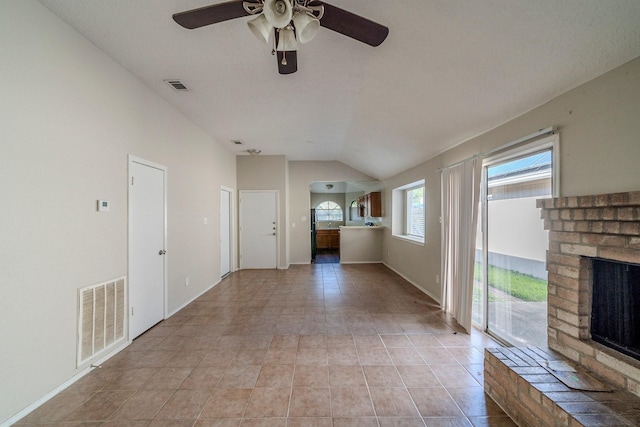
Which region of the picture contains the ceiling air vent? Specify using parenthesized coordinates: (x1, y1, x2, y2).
(164, 79, 188, 91)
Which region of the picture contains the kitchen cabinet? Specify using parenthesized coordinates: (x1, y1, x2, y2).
(316, 229, 340, 249)
(358, 191, 382, 218)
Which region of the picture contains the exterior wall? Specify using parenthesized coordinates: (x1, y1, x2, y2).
(0, 1, 237, 423)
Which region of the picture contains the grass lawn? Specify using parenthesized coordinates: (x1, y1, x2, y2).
(474, 262, 547, 302)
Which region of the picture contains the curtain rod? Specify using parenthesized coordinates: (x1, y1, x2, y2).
(438, 127, 556, 173)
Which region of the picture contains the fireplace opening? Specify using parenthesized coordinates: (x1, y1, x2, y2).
(591, 258, 640, 361)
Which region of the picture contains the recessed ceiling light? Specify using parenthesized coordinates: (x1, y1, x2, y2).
(246, 149, 262, 156)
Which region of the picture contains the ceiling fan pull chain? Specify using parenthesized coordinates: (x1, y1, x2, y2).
(272, 28, 277, 55)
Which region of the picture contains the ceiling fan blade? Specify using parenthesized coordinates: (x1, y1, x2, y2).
(315, 2, 389, 47)
(173, 1, 250, 29)
(277, 51, 298, 74)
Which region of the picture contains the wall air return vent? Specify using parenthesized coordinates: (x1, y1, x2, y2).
(164, 79, 189, 91)
(77, 277, 127, 367)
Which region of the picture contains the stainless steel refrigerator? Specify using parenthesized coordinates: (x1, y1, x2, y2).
(310, 208, 317, 261)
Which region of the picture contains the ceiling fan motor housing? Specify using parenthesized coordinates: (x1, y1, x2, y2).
(264, 0, 293, 28)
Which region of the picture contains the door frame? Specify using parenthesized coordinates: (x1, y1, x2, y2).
(220, 185, 235, 278)
(127, 155, 168, 339)
(475, 134, 559, 341)
(239, 190, 279, 269)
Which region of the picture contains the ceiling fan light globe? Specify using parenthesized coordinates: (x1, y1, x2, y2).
(276, 27, 298, 51)
(247, 14, 272, 44)
(263, 0, 293, 29)
(292, 12, 319, 43)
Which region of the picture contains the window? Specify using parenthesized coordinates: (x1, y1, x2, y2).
(405, 186, 425, 238)
(349, 199, 359, 220)
(392, 179, 425, 244)
(315, 201, 343, 221)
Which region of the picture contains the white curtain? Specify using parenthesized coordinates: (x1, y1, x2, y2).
(440, 157, 482, 332)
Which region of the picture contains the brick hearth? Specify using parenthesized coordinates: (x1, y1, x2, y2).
(537, 191, 640, 396)
(484, 191, 640, 427)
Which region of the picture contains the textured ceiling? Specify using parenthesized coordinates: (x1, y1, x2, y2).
(38, 0, 640, 179)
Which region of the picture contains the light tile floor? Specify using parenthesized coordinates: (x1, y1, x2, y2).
(17, 264, 516, 426)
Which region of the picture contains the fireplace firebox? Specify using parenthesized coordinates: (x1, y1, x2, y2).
(536, 191, 640, 397)
(591, 257, 640, 361)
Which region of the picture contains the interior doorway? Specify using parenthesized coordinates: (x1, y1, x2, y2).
(128, 156, 166, 340)
(239, 190, 278, 269)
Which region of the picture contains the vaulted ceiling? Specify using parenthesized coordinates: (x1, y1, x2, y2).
(38, 0, 640, 179)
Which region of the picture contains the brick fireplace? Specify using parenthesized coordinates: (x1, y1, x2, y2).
(537, 191, 640, 397)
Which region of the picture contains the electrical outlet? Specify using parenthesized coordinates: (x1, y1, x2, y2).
(436, 275, 440, 284)
(185, 277, 190, 286)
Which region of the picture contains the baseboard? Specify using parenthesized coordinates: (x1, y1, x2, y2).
(340, 261, 383, 264)
(1, 340, 130, 427)
(166, 279, 221, 318)
(382, 262, 441, 304)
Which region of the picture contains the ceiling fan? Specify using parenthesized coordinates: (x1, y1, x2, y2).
(173, 0, 389, 75)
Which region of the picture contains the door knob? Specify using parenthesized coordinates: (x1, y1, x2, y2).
(159, 249, 166, 255)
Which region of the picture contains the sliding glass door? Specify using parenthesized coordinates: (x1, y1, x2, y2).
(473, 136, 558, 346)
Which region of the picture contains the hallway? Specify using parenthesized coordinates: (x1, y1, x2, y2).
(17, 264, 514, 426)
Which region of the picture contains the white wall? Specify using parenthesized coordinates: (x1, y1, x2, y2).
(0, 1, 236, 422)
(236, 155, 288, 269)
(382, 56, 640, 302)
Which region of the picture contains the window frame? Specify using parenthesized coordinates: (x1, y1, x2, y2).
(315, 200, 344, 222)
(404, 184, 425, 238)
(392, 179, 426, 245)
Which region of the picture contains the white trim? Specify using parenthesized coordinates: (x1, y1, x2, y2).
(127, 155, 168, 339)
(383, 262, 441, 304)
(340, 261, 384, 264)
(1, 340, 130, 427)
(220, 185, 236, 276)
(391, 234, 425, 246)
(483, 133, 560, 197)
(167, 280, 221, 318)
(391, 179, 426, 244)
(475, 132, 559, 341)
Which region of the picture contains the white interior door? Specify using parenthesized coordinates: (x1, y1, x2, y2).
(220, 187, 232, 277)
(240, 191, 277, 269)
(129, 158, 166, 339)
